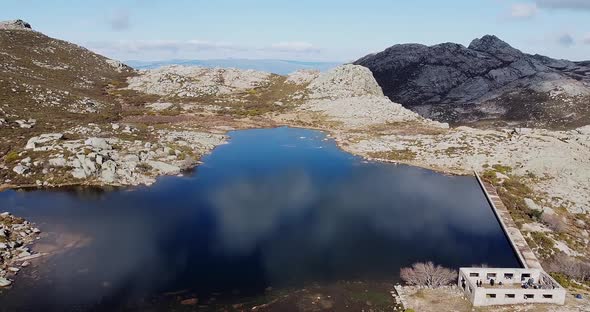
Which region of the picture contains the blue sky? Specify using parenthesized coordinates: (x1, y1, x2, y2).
(2, 0, 589, 62)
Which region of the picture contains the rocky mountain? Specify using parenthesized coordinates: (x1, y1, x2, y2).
(354, 35, 590, 129)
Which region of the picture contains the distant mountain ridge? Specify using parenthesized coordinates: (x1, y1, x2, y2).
(125, 59, 341, 75)
(354, 35, 590, 129)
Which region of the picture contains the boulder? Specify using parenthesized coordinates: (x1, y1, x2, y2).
(0, 19, 32, 30)
(122, 154, 140, 163)
(84, 138, 112, 150)
(17, 250, 31, 258)
(146, 161, 181, 175)
(25, 133, 63, 150)
(71, 168, 87, 179)
(576, 125, 590, 136)
(105, 59, 131, 73)
(524, 198, 541, 212)
(48, 157, 67, 167)
(307, 65, 384, 99)
(15, 119, 36, 129)
(100, 160, 117, 183)
(13, 164, 28, 175)
(286, 69, 320, 85)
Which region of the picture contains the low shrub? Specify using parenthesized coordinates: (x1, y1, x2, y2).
(4, 151, 19, 163)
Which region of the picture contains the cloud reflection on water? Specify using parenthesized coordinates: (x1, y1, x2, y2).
(206, 160, 509, 285)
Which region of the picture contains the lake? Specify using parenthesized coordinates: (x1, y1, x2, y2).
(0, 127, 520, 311)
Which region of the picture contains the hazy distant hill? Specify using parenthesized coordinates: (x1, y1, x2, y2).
(125, 59, 341, 75)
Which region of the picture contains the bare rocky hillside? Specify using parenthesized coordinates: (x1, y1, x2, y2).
(354, 35, 590, 129)
(0, 21, 229, 188)
(0, 20, 133, 152)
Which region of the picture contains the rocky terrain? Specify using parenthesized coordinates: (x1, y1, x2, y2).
(0, 21, 589, 306)
(13, 125, 225, 187)
(0, 21, 231, 189)
(0, 19, 135, 184)
(0, 212, 42, 288)
(398, 286, 590, 312)
(296, 65, 447, 129)
(354, 35, 590, 128)
(126, 65, 272, 98)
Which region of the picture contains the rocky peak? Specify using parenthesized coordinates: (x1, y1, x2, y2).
(354, 35, 590, 128)
(468, 35, 523, 62)
(307, 64, 384, 99)
(0, 19, 32, 30)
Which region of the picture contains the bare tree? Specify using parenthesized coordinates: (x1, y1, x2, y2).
(548, 255, 590, 282)
(542, 213, 567, 233)
(400, 262, 458, 287)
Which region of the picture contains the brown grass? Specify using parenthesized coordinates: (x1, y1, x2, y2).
(368, 149, 417, 161)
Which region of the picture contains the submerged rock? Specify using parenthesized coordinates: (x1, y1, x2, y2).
(0, 277, 11, 287)
(180, 298, 199, 305)
(1, 212, 41, 287)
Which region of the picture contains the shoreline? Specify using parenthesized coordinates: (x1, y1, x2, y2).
(0, 125, 471, 194)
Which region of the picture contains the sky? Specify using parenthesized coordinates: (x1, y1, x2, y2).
(1, 0, 589, 62)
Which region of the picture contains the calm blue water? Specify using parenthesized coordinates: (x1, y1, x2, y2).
(0, 127, 520, 311)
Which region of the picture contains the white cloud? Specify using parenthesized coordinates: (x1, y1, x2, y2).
(583, 34, 590, 45)
(88, 39, 240, 55)
(510, 3, 538, 18)
(557, 33, 575, 46)
(535, 0, 590, 9)
(269, 42, 320, 53)
(108, 10, 130, 31)
(85, 40, 323, 61)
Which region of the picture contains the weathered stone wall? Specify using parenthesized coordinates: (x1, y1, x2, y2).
(458, 268, 566, 306)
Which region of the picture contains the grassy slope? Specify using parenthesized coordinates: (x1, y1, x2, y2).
(0, 29, 132, 143)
